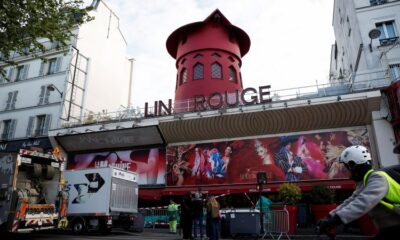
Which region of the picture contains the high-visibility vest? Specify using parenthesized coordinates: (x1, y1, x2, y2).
(364, 169, 400, 213)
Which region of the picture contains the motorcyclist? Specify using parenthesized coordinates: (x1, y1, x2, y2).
(317, 145, 400, 239)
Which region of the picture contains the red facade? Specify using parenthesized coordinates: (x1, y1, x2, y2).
(385, 81, 400, 141)
(166, 9, 251, 111)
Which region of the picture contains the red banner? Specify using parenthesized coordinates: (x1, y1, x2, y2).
(166, 128, 369, 186)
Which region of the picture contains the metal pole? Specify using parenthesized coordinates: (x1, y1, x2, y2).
(127, 58, 135, 108)
(259, 183, 264, 234)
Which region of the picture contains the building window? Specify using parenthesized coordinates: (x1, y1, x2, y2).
(228, 56, 235, 62)
(38, 85, 51, 105)
(211, 62, 222, 79)
(1, 119, 16, 140)
(370, 0, 387, 6)
(27, 114, 52, 137)
(194, 54, 203, 59)
(180, 68, 187, 85)
(15, 66, 24, 81)
(390, 64, 400, 81)
(193, 63, 204, 80)
(212, 53, 221, 59)
(5, 91, 18, 110)
(376, 21, 398, 46)
(40, 57, 62, 76)
(181, 58, 186, 64)
(48, 58, 57, 74)
(228, 66, 237, 82)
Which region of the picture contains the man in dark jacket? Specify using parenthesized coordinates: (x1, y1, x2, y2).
(181, 192, 193, 240)
(192, 192, 205, 239)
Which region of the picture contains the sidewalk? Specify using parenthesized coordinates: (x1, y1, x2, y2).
(145, 226, 373, 240)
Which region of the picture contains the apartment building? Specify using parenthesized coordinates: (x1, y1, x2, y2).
(330, 0, 400, 83)
(0, 0, 131, 152)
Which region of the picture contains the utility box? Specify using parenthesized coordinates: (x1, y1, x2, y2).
(222, 209, 260, 238)
(65, 167, 138, 234)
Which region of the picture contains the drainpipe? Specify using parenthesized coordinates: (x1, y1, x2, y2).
(128, 58, 135, 108)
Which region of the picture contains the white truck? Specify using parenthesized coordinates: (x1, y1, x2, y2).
(0, 149, 68, 233)
(64, 167, 139, 234)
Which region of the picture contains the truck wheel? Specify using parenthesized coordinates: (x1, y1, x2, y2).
(72, 219, 86, 234)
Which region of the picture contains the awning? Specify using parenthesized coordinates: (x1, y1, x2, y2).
(159, 92, 381, 143)
(55, 126, 165, 152)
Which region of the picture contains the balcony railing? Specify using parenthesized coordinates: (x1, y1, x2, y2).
(379, 37, 399, 46)
(62, 70, 393, 128)
(34, 128, 46, 137)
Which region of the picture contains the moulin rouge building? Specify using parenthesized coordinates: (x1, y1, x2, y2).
(51, 10, 398, 202)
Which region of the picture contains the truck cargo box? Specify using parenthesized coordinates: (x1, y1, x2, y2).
(65, 167, 138, 216)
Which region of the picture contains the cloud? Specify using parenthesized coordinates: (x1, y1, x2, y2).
(106, 0, 334, 108)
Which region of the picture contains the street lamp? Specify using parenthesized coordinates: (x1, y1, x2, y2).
(47, 84, 63, 97)
(256, 172, 267, 234)
(368, 28, 381, 52)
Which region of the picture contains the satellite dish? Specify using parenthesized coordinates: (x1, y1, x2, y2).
(368, 28, 381, 39)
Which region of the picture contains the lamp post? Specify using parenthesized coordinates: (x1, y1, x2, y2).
(47, 84, 63, 97)
(256, 172, 267, 235)
(368, 28, 381, 52)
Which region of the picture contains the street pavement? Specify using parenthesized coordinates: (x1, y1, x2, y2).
(2, 227, 372, 240)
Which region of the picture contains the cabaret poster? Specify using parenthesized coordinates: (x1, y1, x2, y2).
(68, 148, 166, 185)
(166, 128, 369, 186)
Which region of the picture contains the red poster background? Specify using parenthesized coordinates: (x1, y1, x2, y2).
(166, 129, 369, 186)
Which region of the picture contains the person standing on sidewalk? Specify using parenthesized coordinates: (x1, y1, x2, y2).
(207, 195, 220, 240)
(317, 145, 400, 239)
(193, 192, 205, 239)
(181, 192, 194, 240)
(168, 199, 179, 234)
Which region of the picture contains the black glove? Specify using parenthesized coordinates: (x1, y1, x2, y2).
(316, 215, 342, 235)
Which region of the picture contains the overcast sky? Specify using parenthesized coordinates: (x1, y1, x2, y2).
(106, 0, 335, 108)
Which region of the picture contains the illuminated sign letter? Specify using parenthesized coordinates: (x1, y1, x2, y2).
(259, 85, 271, 103)
(208, 92, 224, 109)
(194, 95, 206, 111)
(241, 88, 258, 105)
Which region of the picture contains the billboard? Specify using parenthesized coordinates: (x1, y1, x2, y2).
(68, 148, 166, 185)
(166, 128, 369, 186)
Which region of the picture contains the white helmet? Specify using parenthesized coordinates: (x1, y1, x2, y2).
(340, 145, 371, 165)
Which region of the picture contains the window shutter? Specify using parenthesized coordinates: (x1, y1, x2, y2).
(7, 67, 14, 81)
(55, 57, 62, 72)
(8, 119, 17, 139)
(39, 61, 45, 76)
(11, 91, 18, 109)
(5, 92, 13, 110)
(22, 64, 29, 80)
(44, 86, 51, 104)
(26, 116, 35, 137)
(38, 85, 45, 105)
(43, 115, 52, 135)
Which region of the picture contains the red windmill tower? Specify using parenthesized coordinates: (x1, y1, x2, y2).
(166, 9, 251, 112)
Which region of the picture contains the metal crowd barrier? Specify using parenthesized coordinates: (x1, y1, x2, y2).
(262, 209, 291, 240)
(139, 205, 181, 229)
